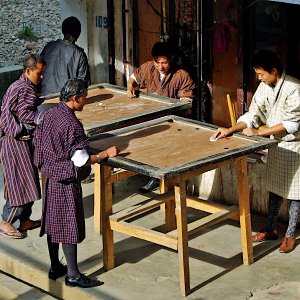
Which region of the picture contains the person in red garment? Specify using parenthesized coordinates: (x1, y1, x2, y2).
(127, 41, 196, 192)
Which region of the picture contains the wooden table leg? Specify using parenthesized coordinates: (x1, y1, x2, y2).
(94, 163, 101, 234)
(101, 164, 115, 270)
(236, 157, 254, 265)
(160, 179, 166, 212)
(174, 180, 190, 296)
(164, 179, 176, 232)
(41, 173, 46, 195)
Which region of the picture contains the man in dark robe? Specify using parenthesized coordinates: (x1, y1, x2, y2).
(40, 16, 90, 96)
(33, 79, 118, 287)
(0, 54, 45, 239)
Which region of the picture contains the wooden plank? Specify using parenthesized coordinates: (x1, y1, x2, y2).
(168, 205, 238, 237)
(94, 163, 101, 233)
(164, 179, 176, 232)
(110, 169, 137, 183)
(236, 157, 254, 265)
(186, 195, 231, 213)
(110, 221, 178, 250)
(159, 178, 166, 193)
(174, 181, 190, 296)
(187, 207, 238, 236)
(180, 160, 232, 181)
(109, 191, 174, 222)
(101, 164, 115, 270)
(186, 196, 240, 221)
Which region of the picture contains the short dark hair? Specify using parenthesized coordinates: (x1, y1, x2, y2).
(62, 16, 81, 40)
(151, 42, 175, 58)
(252, 49, 283, 75)
(60, 78, 88, 102)
(23, 54, 45, 72)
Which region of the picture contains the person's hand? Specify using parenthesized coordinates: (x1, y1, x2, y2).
(104, 146, 119, 158)
(215, 127, 231, 140)
(242, 128, 258, 136)
(127, 87, 136, 98)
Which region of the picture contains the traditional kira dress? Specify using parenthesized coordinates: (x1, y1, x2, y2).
(33, 102, 89, 244)
(0, 74, 42, 207)
(244, 74, 300, 200)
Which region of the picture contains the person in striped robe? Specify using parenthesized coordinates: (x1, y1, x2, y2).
(0, 54, 45, 239)
(33, 79, 118, 287)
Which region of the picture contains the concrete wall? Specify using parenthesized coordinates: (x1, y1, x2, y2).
(0, 66, 23, 102)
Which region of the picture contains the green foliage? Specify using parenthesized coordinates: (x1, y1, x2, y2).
(16, 25, 38, 42)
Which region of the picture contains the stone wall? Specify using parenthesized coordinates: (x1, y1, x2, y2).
(0, 0, 61, 67)
(0, 66, 23, 101)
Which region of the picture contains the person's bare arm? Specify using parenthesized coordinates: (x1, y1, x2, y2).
(215, 122, 248, 139)
(243, 123, 285, 137)
(127, 77, 139, 98)
(87, 146, 119, 164)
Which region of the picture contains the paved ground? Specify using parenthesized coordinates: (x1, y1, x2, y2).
(0, 167, 300, 300)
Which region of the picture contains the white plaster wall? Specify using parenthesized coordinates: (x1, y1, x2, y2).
(60, 0, 88, 55)
(113, 1, 124, 86)
(61, 0, 109, 84)
(87, 1, 109, 83)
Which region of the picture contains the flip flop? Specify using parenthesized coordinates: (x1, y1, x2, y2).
(0, 228, 25, 239)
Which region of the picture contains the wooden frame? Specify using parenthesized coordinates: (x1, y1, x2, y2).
(40, 83, 192, 137)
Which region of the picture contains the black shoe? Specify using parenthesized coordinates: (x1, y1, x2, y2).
(48, 263, 68, 280)
(65, 273, 104, 288)
(139, 178, 159, 193)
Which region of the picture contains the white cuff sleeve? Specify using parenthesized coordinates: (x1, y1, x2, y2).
(71, 149, 90, 167)
(282, 121, 300, 134)
(237, 114, 253, 128)
(130, 73, 137, 82)
(179, 97, 193, 102)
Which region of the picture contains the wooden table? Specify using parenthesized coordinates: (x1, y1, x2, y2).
(39, 83, 191, 230)
(89, 115, 277, 296)
(39, 83, 191, 136)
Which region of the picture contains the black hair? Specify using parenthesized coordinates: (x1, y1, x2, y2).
(252, 49, 283, 75)
(60, 78, 88, 102)
(23, 54, 45, 71)
(62, 16, 81, 41)
(151, 42, 176, 58)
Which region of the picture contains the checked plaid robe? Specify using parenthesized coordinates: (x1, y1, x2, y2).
(33, 102, 89, 243)
(0, 74, 42, 206)
(242, 74, 300, 200)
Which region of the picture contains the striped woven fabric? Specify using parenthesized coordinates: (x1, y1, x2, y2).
(0, 74, 42, 206)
